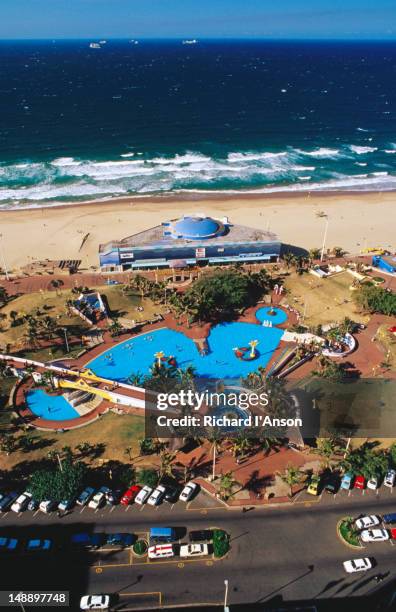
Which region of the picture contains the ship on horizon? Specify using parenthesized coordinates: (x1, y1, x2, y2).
(182, 39, 198, 45)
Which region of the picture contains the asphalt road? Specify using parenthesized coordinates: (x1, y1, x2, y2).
(1, 487, 396, 611)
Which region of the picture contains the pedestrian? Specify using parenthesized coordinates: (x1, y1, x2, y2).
(242, 507, 247, 513)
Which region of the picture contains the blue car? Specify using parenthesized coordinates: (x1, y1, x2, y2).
(0, 537, 18, 552)
(106, 533, 135, 548)
(76, 487, 95, 506)
(26, 539, 52, 552)
(71, 533, 104, 549)
(340, 472, 354, 490)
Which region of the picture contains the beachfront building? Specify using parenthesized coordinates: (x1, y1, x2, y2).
(99, 214, 281, 271)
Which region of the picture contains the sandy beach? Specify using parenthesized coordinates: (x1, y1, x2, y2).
(0, 191, 395, 271)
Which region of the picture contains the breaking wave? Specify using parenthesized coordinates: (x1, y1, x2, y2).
(0, 142, 395, 207)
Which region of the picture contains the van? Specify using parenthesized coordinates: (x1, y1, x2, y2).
(148, 544, 174, 559)
(149, 527, 176, 544)
(382, 513, 396, 525)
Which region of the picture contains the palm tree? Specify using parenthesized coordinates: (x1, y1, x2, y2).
(159, 451, 176, 479)
(207, 427, 223, 481)
(282, 252, 295, 269)
(124, 447, 133, 461)
(277, 464, 302, 498)
(259, 436, 281, 456)
(231, 432, 252, 460)
(308, 248, 321, 263)
(218, 471, 239, 500)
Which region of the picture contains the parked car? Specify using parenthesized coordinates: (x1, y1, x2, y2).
(179, 481, 198, 502)
(340, 472, 354, 490)
(384, 470, 396, 488)
(382, 513, 396, 525)
(147, 485, 166, 506)
(360, 529, 389, 543)
(148, 544, 174, 559)
(343, 558, 373, 573)
(367, 477, 379, 490)
(105, 533, 135, 548)
(89, 487, 110, 510)
(105, 489, 122, 506)
(355, 515, 380, 530)
(149, 527, 177, 544)
(189, 530, 214, 542)
(71, 533, 105, 550)
(180, 543, 209, 558)
(164, 485, 181, 503)
(39, 500, 57, 514)
(11, 492, 31, 513)
(28, 498, 39, 512)
(390, 528, 396, 540)
(80, 595, 110, 610)
(58, 498, 74, 512)
(354, 475, 366, 490)
(0, 537, 18, 552)
(323, 474, 340, 494)
(307, 476, 320, 496)
(120, 485, 141, 506)
(26, 538, 52, 552)
(134, 485, 152, 505)
(77, 487, 95, 506)
(0, 492, 18, 512)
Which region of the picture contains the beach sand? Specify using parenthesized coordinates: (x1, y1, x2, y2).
(0, 191, 395, 271)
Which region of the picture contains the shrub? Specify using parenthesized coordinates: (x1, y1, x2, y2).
(212, 529, 230, 558)
(133, 539, 148, 556)
(339, 517, 361, 547)
(137, 468, 159, 488)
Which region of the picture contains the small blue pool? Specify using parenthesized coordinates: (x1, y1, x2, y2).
(87, 322, 284, 382)
(256, 306, 287, 326)
(25, 389, 80, 421)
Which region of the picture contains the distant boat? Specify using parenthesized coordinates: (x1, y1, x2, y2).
(130, 39, 139, 45)
(182, 39, 198, 45)
(89, 42, 101, 49)
(99, 40, 107, 44)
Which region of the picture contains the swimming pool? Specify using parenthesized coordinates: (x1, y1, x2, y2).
(87, 322, 284, 382)
(256, 306, 288, 326)
(25, 389, 80, 421)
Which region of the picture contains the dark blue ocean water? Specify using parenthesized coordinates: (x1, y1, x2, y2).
(0, 40, 395, 207)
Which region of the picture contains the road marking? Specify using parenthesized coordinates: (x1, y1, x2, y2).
(80, 507, 86, 514)
(110, 506, 115, 513)
(206, 560, 213, 566)
(200, 509, 208, 514)
(178, 562, 184, 568)
(95, 567, 102, 573)
(33, 510, 40, 517)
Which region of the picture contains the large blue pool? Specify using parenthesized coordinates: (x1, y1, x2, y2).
(26, 389, 80, 421)
(87, 322, 284, 382)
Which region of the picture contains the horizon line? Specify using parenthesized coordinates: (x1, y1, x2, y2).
(1, 36, 396, 42)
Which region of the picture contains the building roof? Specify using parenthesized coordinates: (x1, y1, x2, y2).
(99, 216, 279, 253)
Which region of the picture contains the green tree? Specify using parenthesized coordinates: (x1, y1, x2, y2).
(0, 434, 17, 455)
(353, 284, 396, 316)
(137, 468, 159, 488)
(218, 471, 239, 500)
(29, 459, 86, 501)
(277, 464, 302, 498)
(159, 451, 176, 479)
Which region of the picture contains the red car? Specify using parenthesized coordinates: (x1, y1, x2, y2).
(354, 475, 366, 490)
(120, 485, 141, 506)
(390, 528, 396, 540)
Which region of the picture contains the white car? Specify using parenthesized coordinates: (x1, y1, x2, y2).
(11, 492, 31, 513)
(355, 515, 380, 530)
(80, 595, 110, 610)
(135, 485, 153, 505)
(88, 491, 106, 510)
(367, 478, 379, 490)
(147, 485, 166, 506)
(384, 470, 396, 488)
(39, 500, 57, 514)
(179, 481, 198, 502)
(343, 557, 373, 573)
(180, 543, 209, 558)
(148, 544, 174, 559)
(360, 529, 389, 543)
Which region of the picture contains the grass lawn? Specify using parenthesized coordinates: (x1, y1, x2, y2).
(0, 377, 16, 428)
(0, 411, 147, 471)
(99, 285, 166, 322)
(0, 289, 89, 348)
(283, 271, 369, 327)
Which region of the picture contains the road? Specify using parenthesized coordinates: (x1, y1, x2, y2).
(1, 487, 396, 610)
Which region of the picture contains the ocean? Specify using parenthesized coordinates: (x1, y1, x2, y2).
(0, 39, 395, 208)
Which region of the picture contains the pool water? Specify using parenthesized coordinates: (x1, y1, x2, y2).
(87, 322, 284, 382)
(256, 307, 288, 326)
(26, 389, 80, 421)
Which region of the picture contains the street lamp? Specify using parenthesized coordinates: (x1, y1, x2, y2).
(62, 327, 69, 353)
(320, 215, 329, 262)
(224, 579, 229, 612)
(0, 233, 10, 281)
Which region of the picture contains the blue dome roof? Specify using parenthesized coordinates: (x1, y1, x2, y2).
(169, 216, 222, 239)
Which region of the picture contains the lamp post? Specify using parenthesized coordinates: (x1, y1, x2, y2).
(224, 579, 229, 612)
(62, 328, 69, 353)
(0, 233, 10, 281)
(320, 216, 329, 262)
